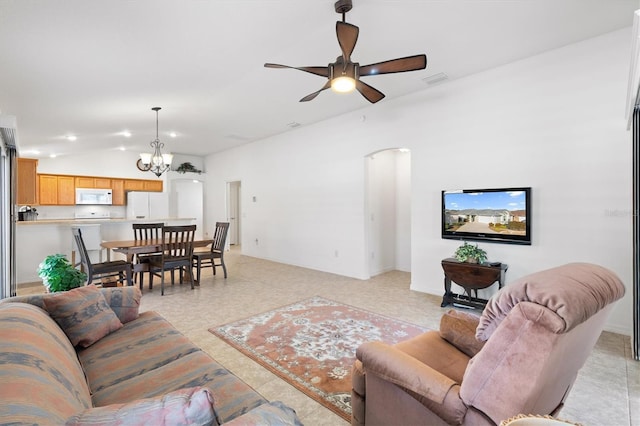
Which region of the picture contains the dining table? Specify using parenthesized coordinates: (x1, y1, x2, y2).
(101, 238, 213, 262)
(101, 238, 214, 284)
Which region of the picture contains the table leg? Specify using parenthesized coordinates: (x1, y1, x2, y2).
(441, 277, 453, 307)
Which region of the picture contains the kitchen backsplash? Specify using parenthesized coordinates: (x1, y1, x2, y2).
(26, 205, 127, 220)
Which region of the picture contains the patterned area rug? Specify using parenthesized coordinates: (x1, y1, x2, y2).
(209, 296, 428, 421)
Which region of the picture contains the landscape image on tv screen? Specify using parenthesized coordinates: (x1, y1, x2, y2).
(442, 187, 531, 245)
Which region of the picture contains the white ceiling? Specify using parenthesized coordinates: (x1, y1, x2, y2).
(0, 0, 638, 159)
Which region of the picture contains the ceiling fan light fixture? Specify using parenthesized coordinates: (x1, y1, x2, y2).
(331, 76, 356, 93)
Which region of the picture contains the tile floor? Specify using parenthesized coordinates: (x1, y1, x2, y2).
(19, 248, 640, 425)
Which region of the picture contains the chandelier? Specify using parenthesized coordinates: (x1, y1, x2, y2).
(137, 107, 173, 177)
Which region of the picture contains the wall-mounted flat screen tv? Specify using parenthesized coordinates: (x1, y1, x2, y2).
(442, 187, 531, 245)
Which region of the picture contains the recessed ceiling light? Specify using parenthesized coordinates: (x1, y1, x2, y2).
(119, 146, 126, 151)
(49, 154, 57, 158)
(122, 131, 132, 138)
(169, 132, 177, 138)
(66, 135, 77, 141)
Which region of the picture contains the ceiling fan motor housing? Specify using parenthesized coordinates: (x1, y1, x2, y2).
(330, 57, 358, 81)
(335, 0, 353, 15)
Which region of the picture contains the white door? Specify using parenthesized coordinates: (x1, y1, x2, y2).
(228, 181, 241, 245)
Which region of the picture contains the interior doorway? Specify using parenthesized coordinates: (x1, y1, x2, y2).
(227, 181, 241, 246)
(365, 149, 411, 277)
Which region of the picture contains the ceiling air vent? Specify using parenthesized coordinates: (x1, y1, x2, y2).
(422, 72, 449, 86)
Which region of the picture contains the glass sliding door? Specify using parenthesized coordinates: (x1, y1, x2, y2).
(633, 106, 640, 360)
(0, 131, 17, 298)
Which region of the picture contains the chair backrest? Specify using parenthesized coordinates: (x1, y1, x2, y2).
(133, 222, 164, 241)
(71, 228, 93, 282)
(211, 222, 230, 253)
(460, 263, 625, 424)
(161, 225, 196, 260)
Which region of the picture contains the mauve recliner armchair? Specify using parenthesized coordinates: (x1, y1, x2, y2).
(352, 263, 625, 425)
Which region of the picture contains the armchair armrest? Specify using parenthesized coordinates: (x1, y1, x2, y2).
(356, 341, 457, 405)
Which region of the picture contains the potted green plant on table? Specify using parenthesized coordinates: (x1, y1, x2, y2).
(454, 242, 487, 264)
(37, 254, 87, 292)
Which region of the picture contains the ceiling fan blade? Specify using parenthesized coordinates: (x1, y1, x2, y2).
(264, 63, 330, 78)
(355, 80, 385, 104)
(300, 81, 331, 102)
(359, 54, 427, 76)
(336, 21, 359, 63)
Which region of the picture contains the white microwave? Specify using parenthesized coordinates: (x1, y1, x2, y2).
(75, 188, 113, 205)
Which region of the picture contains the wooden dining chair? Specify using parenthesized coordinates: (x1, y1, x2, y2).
(72, 228, 133, 287)
(148, 225, 196, 295)
(192, 222, 230, 283)
(132, 222, 164, 289)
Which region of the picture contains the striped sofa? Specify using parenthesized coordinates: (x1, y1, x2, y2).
(0, 286, 301, 425)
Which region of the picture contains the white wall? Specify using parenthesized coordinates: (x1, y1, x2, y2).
(204, 28, 634, 335)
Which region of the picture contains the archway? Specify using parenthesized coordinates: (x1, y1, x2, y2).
(365, 148, 411, 277)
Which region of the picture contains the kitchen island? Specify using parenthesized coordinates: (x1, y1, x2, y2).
(16, 217, 196, 284)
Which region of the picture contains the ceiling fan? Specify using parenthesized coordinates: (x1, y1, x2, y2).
(264, 0, 427, 104)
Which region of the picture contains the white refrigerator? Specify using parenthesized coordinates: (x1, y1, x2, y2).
(126, 192, 169, 219)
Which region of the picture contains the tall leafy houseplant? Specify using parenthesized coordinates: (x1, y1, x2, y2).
(37, 254, 87, 292)
(454, 242, 487, 264)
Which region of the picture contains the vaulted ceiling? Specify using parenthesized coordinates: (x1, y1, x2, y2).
(0, 0, 637, 159)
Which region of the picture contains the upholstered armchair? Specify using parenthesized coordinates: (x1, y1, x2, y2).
(352, 263, 625, 425)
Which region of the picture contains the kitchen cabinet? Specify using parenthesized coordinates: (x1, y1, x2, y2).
(75, 177, 112, 189)
(124, 179, 163, 192)
(143, 180, 163, 191)
(16, 158, 38, 205)
(38, 175, 75, 205)
(124, 180, 144, 191)
(39, 173, 162, 205)
(111, 179, 125, 205)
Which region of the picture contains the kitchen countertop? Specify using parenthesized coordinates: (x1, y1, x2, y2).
(16, 217, 196, 226)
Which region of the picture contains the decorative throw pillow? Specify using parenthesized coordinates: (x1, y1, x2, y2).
(66, 387, 218, 426)
(99, 287, 142, 324)
(44, 285, 123, 348)
(439, 309, 485, 358)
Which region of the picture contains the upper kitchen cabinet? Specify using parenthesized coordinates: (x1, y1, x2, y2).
(123, 180, 144, 191)
(75, 176, 112, 189)
(111, 179, 125, 205)
(16, 158, 38, 205)
(38, 175, 75, 205)
(143, 180, 163, 192)
(124, 179, 163, 192)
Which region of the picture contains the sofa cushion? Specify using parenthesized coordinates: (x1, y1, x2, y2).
(78, 311, 201, 393)
(44, 285, 123, 348)
(0, 303, 92, 424)
(90, 350, 267, 423)
(66, 387, 218, 426)
(476, 263, 625, 341)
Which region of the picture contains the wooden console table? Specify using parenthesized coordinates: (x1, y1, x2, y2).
(441, 258, 508, 310)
